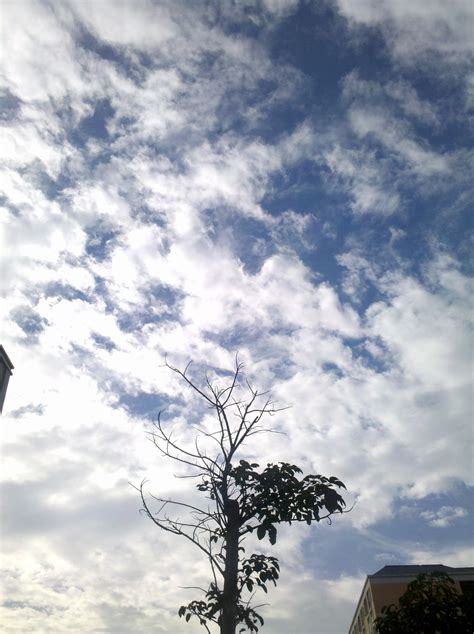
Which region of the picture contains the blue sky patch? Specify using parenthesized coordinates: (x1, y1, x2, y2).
(11, 306, 48, 337)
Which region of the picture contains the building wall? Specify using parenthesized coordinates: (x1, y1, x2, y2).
(349, 582, 377, 634)
(371, 581, 410, 615)
(371, 577, 467, 615)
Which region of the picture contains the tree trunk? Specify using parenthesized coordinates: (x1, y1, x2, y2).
(221, 499, 240, 634)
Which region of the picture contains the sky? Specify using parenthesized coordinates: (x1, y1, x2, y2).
(0, 0, 473, 632)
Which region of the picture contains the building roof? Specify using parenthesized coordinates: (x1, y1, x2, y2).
(371, 564, 474, 578)
(0, 346, 14, 371)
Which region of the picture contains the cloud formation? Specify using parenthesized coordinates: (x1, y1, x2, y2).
(1, 1, 472, 632)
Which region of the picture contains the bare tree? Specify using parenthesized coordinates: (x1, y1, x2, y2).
(135, 357, 347, 634)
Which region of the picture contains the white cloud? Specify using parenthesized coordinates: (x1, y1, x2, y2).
(409, 545, 474, 567)
(325, 69, 457, 217)
(261, 573, 359, 633)
(420, 506, 468, 528)
(325, 145, 401, 215)
(266, 251, 473, 527)
(348, 108, 449, 177)
(335, 0, 474, 66)
(385, 81, 439, 126)
(0, 118, 67, 178)
(336, 250, 381, 300)
(261, 0, 299, 17)
(368, 256, 472, 391)
(1, 2, 79, 102)
(69, 0, 176, 49)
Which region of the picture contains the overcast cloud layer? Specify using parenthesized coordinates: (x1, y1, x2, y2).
(1, 1, 473, 632)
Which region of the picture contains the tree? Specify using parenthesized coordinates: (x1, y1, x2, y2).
(375, 571, 474, 634)
(136, 357, 347, 634)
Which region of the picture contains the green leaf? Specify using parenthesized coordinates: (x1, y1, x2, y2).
(268, 524, 277, 545)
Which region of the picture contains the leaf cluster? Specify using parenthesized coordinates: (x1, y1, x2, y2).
(231, 460, 346, 544)
(179, 584, 264, 633)
(240, 554, 279, 594)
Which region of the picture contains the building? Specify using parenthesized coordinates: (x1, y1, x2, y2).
(0, 345, 14, 414)
(348, 564, 474, 634)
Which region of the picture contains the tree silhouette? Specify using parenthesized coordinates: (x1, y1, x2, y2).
(375, 571, 474, 634)
(136, 357, 347, 634)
